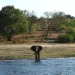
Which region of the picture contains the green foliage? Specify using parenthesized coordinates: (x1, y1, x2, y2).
(51, 12, 69, 32)
(25, 11, 37, 34)
(31, 24, 37, 32)
(67, 28, 75, 42)
(57, 28, 75, 43)
(57, 34, 74, 43)
(69, 20, 75, 27)
(67, 28, 75, 35)
(0, 6, 28, 41)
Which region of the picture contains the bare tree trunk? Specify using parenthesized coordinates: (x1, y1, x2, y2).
(44, 30, 48, 40)
(28, 24, 32, 34)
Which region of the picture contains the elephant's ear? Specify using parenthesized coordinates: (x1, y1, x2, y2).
(31, 46, 36, 52)
(38, 46, 43, 51)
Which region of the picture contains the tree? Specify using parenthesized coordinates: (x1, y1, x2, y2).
(68, 19, 75, 27)
(38, 12, 70, 40)
(38, 12, 52, 40)
(28, 14, 37, 34)
(24, 10, 37, 34)
(0, 6, 28, 41)
(66, 14, 75, 19)
(51, 12, 68, 32)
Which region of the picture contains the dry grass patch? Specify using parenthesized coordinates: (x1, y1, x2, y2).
(41, 47, 75, 58)
(0, 45, 75, 60)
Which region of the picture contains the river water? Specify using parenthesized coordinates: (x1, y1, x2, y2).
(0, 58, 75, 75)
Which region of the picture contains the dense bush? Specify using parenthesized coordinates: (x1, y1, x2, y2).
(57, 29, 75, 43)
(57, 34, 74, 43)
(67, 28, 75, 35)
(67, 29, 75, 42)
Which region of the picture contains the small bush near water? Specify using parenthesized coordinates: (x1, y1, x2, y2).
(57, 29, 75, 43)
(57, 34, 74, 43)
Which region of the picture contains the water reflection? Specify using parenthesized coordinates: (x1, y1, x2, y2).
(0, 58, 75, 75)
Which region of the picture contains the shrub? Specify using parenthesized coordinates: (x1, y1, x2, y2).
(67, 28, 75, 35)
(67, 29, 75, 42)
(57, 34, 65, 43)
(57, 34, 74, 43)
(56, 28, 75, 43)
(65, 34, 74, 43)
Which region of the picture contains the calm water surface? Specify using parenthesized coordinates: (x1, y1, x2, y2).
(0, 58, 75, 75)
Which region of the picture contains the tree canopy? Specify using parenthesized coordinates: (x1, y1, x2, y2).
(0, 6, 28, 41)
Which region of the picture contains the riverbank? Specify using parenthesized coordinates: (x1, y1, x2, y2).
(0, 43, 75, 60)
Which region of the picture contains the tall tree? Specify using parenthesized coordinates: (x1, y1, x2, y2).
(51, 12, 68, 32)
(38, 12, 52, 40)
(24, 10, 37, 34)
(0, 6, 28, 41)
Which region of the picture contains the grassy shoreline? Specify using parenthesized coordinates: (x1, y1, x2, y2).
(0, 44, 75, 60)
